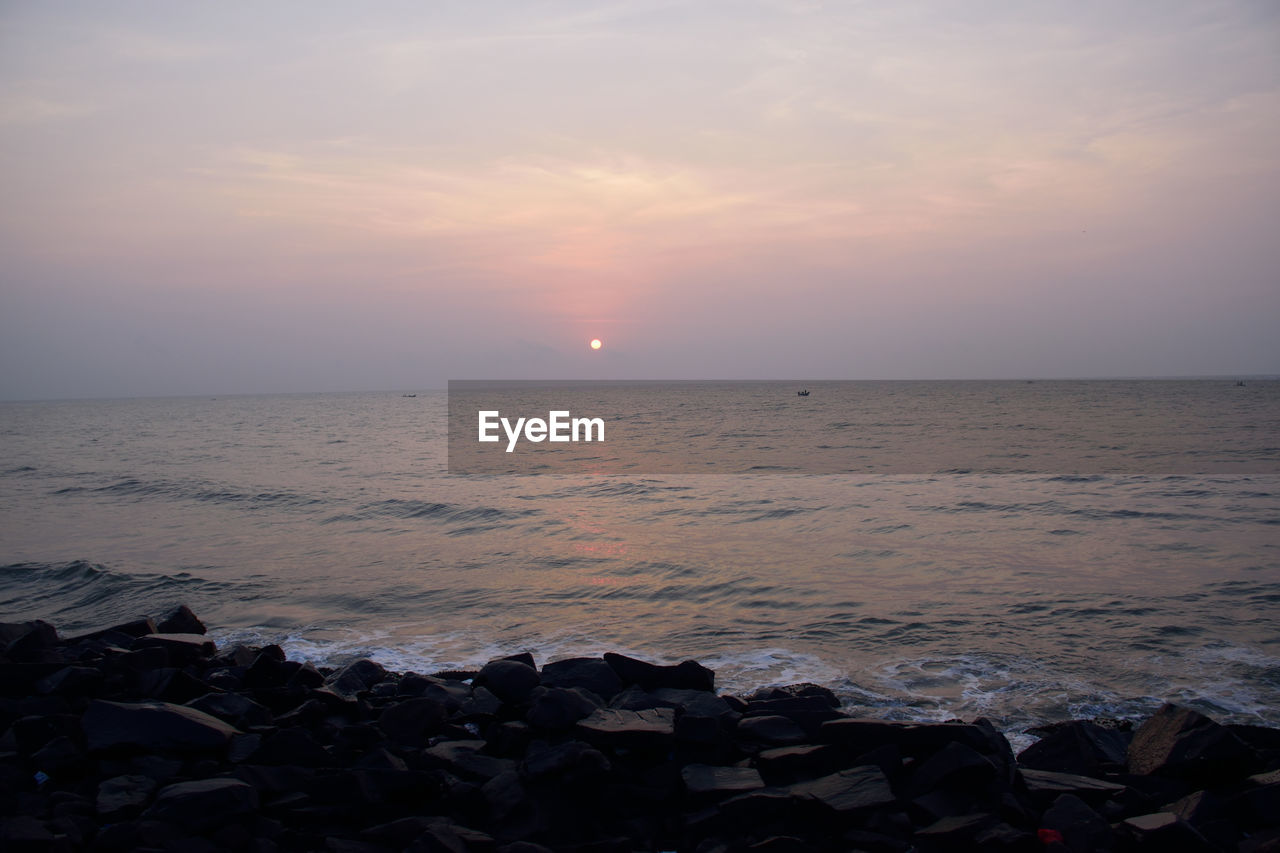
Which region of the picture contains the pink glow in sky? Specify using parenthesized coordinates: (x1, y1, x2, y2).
(1, 2, 1277, 398)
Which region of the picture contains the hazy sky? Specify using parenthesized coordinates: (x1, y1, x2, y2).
(2, 1, 1278, 398)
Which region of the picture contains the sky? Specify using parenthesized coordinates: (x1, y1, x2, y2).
(1, 1, 1278, 399)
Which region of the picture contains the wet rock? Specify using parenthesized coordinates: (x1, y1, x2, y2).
(603, 652, 715, 692)
(145, 777, 260, 831)
(540, 657, 622, 700)
(83, 699, 240, 753)
(474, 659, 541, 705)
(1127, 703, 1253, 781)
(157, 604, 206, 635)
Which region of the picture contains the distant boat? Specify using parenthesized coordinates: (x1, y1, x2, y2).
(797, 389, 810, 396)
(1235, 380, 1246, 387)
(402, 393, 417, 397)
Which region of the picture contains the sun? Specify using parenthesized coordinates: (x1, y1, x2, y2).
(589, 338, 603, 350)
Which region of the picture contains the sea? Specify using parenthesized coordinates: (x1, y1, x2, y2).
(2, 380, 1277, 749)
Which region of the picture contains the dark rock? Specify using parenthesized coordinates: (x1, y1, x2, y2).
(576, 707, 675, 749)
(4, 621, 60, 662)
(423, 740, 517, 781)
(737, 714, 809, 746)
(97, 773, 158, 819)
(1127, 703, 1253, 781)
(131, 632, 217, 665)
(604, 652, 715, 692)
(481, 768, 526, 820)
(157, 604, 207, 635)
(1019, 768, 1126, 807)
(756, 744, 844, 784)
(915, 812, 998, 846)
(145, 777, 260, 831)
(1121, 812, 1217, 851)
(287, 661, 326, 689)
(187, 691, 274, 728)
(474, 659, 541, 705)
(34, 665, 103, 697)
(378, 696, 449, 746)
(0, 815, 54, 848)
(1017, 720, 1129, 776)
(788, 765, 896, 815)
(252, 727, 333, 767)
(910, 741, 999, 794)
(821, 718, 998, 759)
(326, 658, 388, 698)
(540, 657, 622, 700)
(526, 686, 600, 730)
(520, 739, 611, 782)
(83, 698, 240, 752)
(681, 763, 765, 798)
(31, 734, 85, 774)
(1040, 793, 1113, 853)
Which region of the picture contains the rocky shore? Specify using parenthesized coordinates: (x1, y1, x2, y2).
(2, 607, 1278, 852)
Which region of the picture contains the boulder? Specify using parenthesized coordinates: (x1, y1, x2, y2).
(144, 778, 259, 831)
(736, 714, 808, 746)
(326, 658, 388, 698)
(1127, 704, 1253, 781)
(576, 707, 675, 749)
(83, 699, 239, 753)
(186, 692, 274, 729)
(156, 604, 206, 635)
(1040, 793, 1113, 853)
(97, 774, 158, 819)
(681, 764, 765, 799)
(474, 659, 541, 705)
(788, 765, 896, 815)
(130, 633, 217, 665)
(520, 739, 611, 782)
(525, 686, 600, 730)
(1018, 720, 1129, 777)
(603, 652, 715, 692)
(377, 696, 449, 746)
(539, 657, 622, 699)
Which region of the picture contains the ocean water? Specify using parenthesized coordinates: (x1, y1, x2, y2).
(2, 381, 1278, 746)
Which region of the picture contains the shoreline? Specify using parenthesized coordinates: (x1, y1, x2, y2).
(3, 607, 1278, 851)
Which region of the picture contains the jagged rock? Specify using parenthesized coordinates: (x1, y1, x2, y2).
(378, 696, 449, 746)
(145, 777, 259, 831)
(603, 652, 715, 692)
(131, 633, 217, 665)
(157, 604, 206, 635)
(326, 658, 388, 698)
(1127, 703, 1253, 781)
(1018, 720, 1130, 777)
(1040, 793, 1113, 853)
(539, 657, 622, 699)
(83, 699, 240, 752)
(910, 741, 1000, 795)
(681, 763, 765, 798)
(474, 659, 541, 705)
(576, 707, 676, 748)
(187, 692, 274, 728)
(97, 774, 158, 819)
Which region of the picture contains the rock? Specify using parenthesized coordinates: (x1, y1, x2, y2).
(681, 764, 765, 798)
(1121, 812, 1217, 851)
(737, 714, 808, 746)
(377, 696, 449, 746)
(186, 692, 274, 729)
(910, 741, 999, 794)
(145, 778, 259, 831)
(4, 620, 60, 662)
(481, 769, 527, 820)
(539, 657, 622, 700)
(576, 707, 675, 749)
(326, 658, 388, 698)
(251, 727, 333, 767)
(83, 699, 240, 753)
(1019, 768, 1126, 806)
(525, 686, 600, 730)
(131, 633, 217, 665)
(32, 735, 85, 774)
(423, 741, 517, 781)
(1017, 720, 1129, 776)
(756, 744, 844, 784)
(1040, 793, 1113, 853)
(97, 774, 158, 819)
(603, 652, 715, 692)
(157, 604, 207, 635)
(34, 665, 103, 697)
(1127, 703, 1253, 781)
(914, 812, 998, 846)
(788, 765, 896, 815)
(520, 739, 611, 782)
(821, 718, 998, 759)
(474, 659, 541, 705)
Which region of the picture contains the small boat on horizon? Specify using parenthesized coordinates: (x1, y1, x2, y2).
(797, 389, 810, 396)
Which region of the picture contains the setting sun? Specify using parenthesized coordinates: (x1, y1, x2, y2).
(590, 338, 603, 350)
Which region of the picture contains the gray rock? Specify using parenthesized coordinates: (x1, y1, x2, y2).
(681, 763, 766, 798)
(1127, 704, 1252, 780)
(576, 707, 676, 748)
(787, 765, 896, 814)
